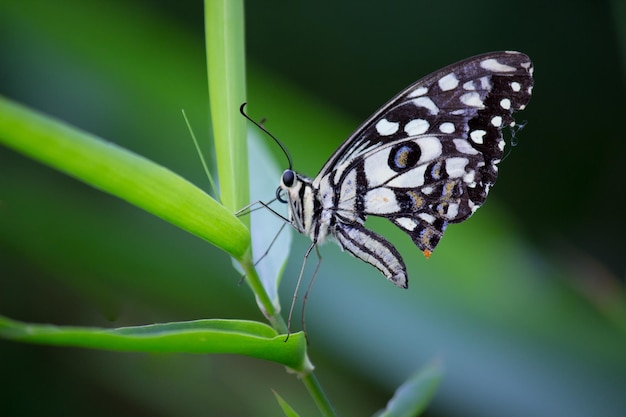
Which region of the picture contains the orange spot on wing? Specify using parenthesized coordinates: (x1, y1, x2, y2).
(423, 250, 432, 259)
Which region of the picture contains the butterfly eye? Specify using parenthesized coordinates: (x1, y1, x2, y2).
(275, 187, 287, 203)
(281, 169, 296, 188)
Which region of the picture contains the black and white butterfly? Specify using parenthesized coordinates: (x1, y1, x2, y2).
(269, 51, 534, 289)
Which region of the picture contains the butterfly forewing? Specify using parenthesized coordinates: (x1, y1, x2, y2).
(283, 51, 534, 288)
(314, 52, 533, 179)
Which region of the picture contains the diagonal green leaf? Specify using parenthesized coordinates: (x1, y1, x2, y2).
(374, 360, 443, 417)
(0, 315, 311, 372)
(0, 95, 249, 260)
(273, 390, 302, 417)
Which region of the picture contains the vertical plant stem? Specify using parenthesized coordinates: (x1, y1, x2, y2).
(301, 373, 337, 417)
(204, 2, 336, 415)
(206, 0, 279, 316)
(240, 257, 287, 333)
(205, 0, 248, 218)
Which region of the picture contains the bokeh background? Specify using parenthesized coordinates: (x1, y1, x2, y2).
(1, 1, 624, 416)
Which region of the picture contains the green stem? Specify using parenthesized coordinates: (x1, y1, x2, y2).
(205, 0, 282, 333)
(240, 256, 287, 333)
(205, 0, 248, 216)
(301, 373, 338, 417)
(204, 1, 336, 415)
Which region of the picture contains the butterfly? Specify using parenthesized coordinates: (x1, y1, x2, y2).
(271, 51, 534, 289)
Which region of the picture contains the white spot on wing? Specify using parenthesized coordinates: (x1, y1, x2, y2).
(396, 217, 418, 231)
(446, 203, 459, 219)
(438, 73, 459, 91)
(415, 136, 443, 163)
(412, 97, 439, 114)
(463, 81, 475, 90)
(439, 122, 455, 134)
(500, 98, 511, 110)
(418, 213, 436, 224)
(376, 119, 399, 136)
(453, 139, 479, 154)
(491, 116, 503, 127)
(408, 86, 428, 97)
(480, 58, 516, 72)
(510, 81, 521, 92)
(365, 188, 400, 214)
(463, 170, 476, 186)
(460, 92, 483, 107)
(404, 119, 429, 136)
(470, 130, 486, 144)
(446, 157, 469, 178)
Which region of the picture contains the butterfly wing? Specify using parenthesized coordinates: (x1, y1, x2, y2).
(314, 51, 533, 184)
(315, 51, 533, 286)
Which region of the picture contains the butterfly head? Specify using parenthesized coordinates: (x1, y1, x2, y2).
(276, 169, 295, 203)
(280, 169, 296, 189)
(276, 169, 316, 235)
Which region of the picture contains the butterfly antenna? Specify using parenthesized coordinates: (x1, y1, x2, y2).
(240, 102, 293, 170)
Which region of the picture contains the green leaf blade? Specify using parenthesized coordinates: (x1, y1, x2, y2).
(0, 315, 310, 371)
(0, 95, 250, 260)
(273, 391, 302, 417)
(375, 360, 443, 417)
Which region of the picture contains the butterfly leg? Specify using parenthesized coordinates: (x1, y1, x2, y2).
(301, 245, 322, 340)
(335, 223, 408, 289)
(286, 239, 318, 341)
(236, 198, 291, 284)
(235, 198, 289, 223)
(237, 222, 288, 285)
(235, 200, 266, 217)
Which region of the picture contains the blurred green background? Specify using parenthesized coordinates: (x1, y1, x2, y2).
(1, 1, 624, 416)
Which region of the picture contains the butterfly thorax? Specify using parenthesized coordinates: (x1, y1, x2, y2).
(280, 170, 329, 243)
